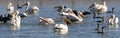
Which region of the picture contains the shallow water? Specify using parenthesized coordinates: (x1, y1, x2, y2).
(0, 0, 120, 38)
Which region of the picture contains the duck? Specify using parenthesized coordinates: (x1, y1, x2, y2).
(88, 0, 107, 18)
(39, 16, 55, 25)
(108, 8, 119, 25)
(10, 10, 21, 30)
(18, 2, 39, 15)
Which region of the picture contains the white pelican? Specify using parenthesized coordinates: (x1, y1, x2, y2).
(7, 2, 28, 18)
(108, 8, 119, 25)
(10, 10, 21, 30)
(60, 12, 83, 24)
(88, 0, 107, 18)
(18, 2, 39, 15)
(7, 2, 14, 15)
(39, 17, 55, 25)
(54, 23, 68, 34)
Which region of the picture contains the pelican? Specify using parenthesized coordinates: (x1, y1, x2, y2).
(10, 10, 21, 30)
(60, 12, 83, 24)
(7, 2, 28, 18)
(54, 23, 68, 34)
(7, 2, 14, 15)
(39, 17, 55, 25)
(18, 2, 39, 15)
(54, 15, 68, 34)
(108, 8, 119, 25)
(88, 0, 107, 18)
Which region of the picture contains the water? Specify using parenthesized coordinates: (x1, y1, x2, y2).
(0, 0, 120, 38)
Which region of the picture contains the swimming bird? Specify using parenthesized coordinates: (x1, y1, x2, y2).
(10, 10, 21, 30)
(108, 8, 119, 25)
(7, 2, 28, 18)
(39, 16, 55, 25)
(54, 15, 68, 34)
(88, 0, 107, 18)
(60, 12, 83, 24)
(18, 2, 39, 15)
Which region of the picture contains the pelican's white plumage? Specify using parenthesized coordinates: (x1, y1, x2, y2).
(10, 10, 21, 30)
(39, 17, 55, 25)
(60, 12, 83, 24)
(7, 2, 14, 15)
(89, 0, 107, 17)
(54, 23, 68, 34)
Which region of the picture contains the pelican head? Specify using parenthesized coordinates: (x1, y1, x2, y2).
(7, 2, 14, 11)
(54, 5, 67, 12)
(32, 6, 39, 13)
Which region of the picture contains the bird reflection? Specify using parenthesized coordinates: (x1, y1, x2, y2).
(11, 25, 20, 31)
(108, 24, 119, 31)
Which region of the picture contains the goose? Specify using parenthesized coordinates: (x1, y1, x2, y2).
(10, 10, 21, 30)
(39, 16, 55, 25)
(108, 8, 119, 25)
(88, 0, 107, 18)
(18, 2, 39, 15)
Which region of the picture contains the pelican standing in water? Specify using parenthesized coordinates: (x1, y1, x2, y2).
(10, 10, 21, 30)
(18, 2, 39, 15)
(88, 0, 107, 18)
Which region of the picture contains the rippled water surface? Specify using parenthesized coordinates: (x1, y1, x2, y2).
(0, 0, 120, 38)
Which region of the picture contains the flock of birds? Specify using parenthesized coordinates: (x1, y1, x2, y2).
(0, 0, 119, 35)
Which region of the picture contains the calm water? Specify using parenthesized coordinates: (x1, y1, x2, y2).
(0, 0, 120, 38)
